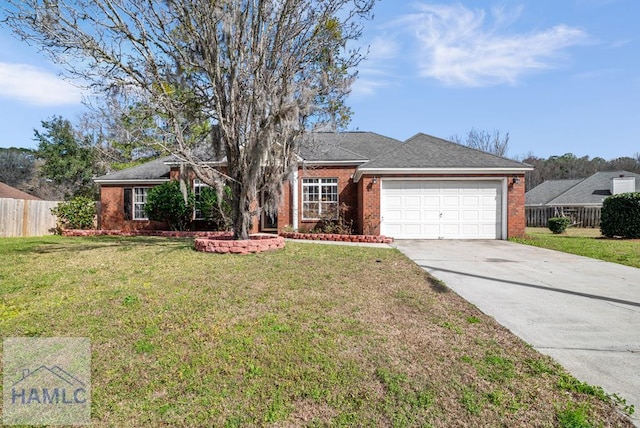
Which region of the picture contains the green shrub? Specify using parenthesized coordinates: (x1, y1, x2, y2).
(195, 185, 232, 230)
(144, 180, 194, 231)
(51, 196, 96, 230)
(601, 192, 640, 238)
(548, 217, 571, 234)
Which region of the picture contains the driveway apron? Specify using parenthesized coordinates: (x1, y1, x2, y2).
(393, 239, 640, 423)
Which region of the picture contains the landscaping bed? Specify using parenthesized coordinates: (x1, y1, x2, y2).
(62, 229, 394, 244)
(280, 231, 393, 244)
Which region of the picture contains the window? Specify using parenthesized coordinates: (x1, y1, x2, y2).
(122, 187, 151, 220)
(133, 187, 149, 220)
(302, 178, 338, 220)
(193, 179, 209, 220)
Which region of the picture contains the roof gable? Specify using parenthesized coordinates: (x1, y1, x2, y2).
(360, 133, 531, 170)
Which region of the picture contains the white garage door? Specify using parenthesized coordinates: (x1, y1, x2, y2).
(381, 180, 502, 239)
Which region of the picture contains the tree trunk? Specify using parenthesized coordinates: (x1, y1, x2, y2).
(231, 181, 252, 240)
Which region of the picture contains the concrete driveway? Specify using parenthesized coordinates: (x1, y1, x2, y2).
(393, 239, 640, 422)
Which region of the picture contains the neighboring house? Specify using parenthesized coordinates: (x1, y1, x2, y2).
(525, 171, 640, 227)
(94, 132, 533, 240)
(0, 182, 42, 200)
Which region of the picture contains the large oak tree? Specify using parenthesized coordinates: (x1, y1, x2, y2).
(3, 0, 375, 238)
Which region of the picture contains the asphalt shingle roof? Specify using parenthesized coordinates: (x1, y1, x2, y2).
(525, 179, 583, 206)
(297, 132, 403, 162)
(95, 132, 533, 183)
(545, 171, 640, 206)
(0, 182, 42, 200)
(94, 156, 173, 182)
(361, 133, 531, 169)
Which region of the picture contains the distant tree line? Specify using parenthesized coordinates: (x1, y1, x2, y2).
(451, 128, 640, 192)
(521, 153, 640, 191)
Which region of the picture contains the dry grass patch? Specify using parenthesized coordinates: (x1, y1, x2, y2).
(0, 236, 633, 426)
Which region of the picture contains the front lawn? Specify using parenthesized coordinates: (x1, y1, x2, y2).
(0, 236, 633, 426)
(512, 227, 640, 268)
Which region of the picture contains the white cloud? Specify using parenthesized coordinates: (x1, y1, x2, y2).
(351, 36, 400, 97)
(400, 3, 588, 87)
(0, 62, 83, 106)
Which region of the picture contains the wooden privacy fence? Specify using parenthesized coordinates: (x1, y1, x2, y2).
(0, 198, 61, 237)
(526, 206, 602, 228)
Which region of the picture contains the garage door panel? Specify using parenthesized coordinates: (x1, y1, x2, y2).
(423, 210, 440, 220)
(442, 223, 461, 236)
(482, 196, 498, 206)
(462, 224, 480, 235)
(462, 210, 479, 221)
(423, 196, 440, 205)
(404, 210, 421, 221)
(482, 210, 498, 221)
(463, 196, 480, 206)
(405, 196, 421, 207)
(386, 195, 402, 208)
(381, 180, 502, 239)
(442, 211, 459, 220)
(404, 224, 423, 236)
(385, 209, 403, 221)
(443, 196, 460, 206)
(422, 224, 440, 236)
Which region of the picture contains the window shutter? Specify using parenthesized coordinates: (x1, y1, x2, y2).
(124, 188, 132, 220)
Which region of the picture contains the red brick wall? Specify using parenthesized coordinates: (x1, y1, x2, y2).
(507, 175, 526, 238)
(99, 185, 166, 231)
(358, 175, 381, 235)
(294, 166, 359, 233)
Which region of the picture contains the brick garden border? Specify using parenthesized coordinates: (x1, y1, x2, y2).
(280, 231, 393, 244)
(61, 229, 230, 238)
(194, 234, 285, 254)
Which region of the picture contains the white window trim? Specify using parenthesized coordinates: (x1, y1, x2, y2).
(302, 178, 338, 220)
(193, 179, 210, 220)
(133, 187, 150, 220)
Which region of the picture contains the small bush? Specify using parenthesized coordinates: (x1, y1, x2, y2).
(144, 180, 194, 231)
(311, 203, 353, 235)
(600, 192, 640, 238)
(195, 185, 232, 231)
(548, 217, 571, 234)
(51, 196, 96, 230)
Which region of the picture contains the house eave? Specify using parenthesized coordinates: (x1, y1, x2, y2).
(547, 203, 604, 207)
(164, 160, 227, 167)
(94, 178, 170, 186)
(301, 159, 369, 166)
(353, 167, 533, 183)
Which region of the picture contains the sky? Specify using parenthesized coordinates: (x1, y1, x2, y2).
(0, 0, 638, 160)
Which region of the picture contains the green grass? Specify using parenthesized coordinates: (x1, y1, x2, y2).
(0, 236, 633, 427)
(511, 227, 640, 268)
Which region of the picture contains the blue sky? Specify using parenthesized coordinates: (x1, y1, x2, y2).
(1, 0, 638, 160)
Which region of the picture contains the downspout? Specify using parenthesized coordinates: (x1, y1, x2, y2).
(502, 178, 509, 240)
(292, 168, 299, 231)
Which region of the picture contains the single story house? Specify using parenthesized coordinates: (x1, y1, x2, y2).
(94, 132, 533, 240)
(525, 170, 640, 227)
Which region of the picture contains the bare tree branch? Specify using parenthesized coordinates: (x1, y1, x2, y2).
(3, 0, 376, 238)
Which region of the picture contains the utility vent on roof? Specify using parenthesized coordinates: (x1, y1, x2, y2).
(611, 176, 635, 195)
